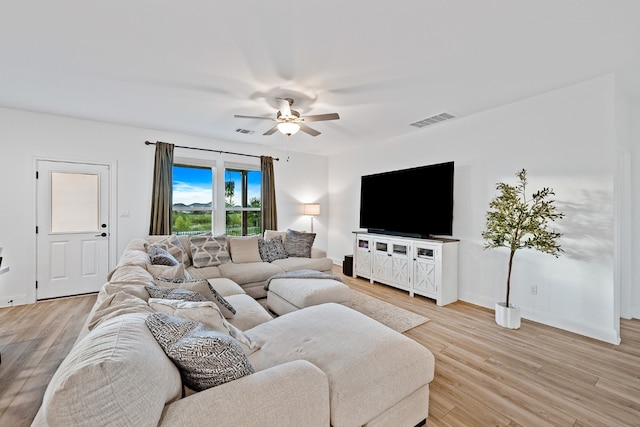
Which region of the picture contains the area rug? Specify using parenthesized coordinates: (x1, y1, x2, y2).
(348, 290, 429, 333)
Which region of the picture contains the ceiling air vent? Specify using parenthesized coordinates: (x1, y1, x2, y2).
(235, 128, 255, 135)
(410, 112, 455, 128)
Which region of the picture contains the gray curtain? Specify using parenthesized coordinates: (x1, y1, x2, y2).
(149, 142, 174, 235)
(261, 156, 277, 232)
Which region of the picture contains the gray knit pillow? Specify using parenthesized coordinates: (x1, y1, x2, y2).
(152, 235, 191, 267)
(145, 313, 254, 391)
(145, 285, 208, 302)
(258, 236, 288, 262)
(147, 245, 179, 266)
(284, 229, 316, 258)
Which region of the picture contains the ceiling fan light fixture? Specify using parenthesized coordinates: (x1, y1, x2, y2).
(277, 122, 300, 136)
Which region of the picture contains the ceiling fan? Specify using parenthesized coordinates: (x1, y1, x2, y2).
(234, 98, 339, 137)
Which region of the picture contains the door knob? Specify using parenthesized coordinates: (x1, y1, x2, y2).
(95, 232, 107, 237)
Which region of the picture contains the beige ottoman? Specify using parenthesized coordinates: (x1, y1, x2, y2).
(267, 278, 351, 315)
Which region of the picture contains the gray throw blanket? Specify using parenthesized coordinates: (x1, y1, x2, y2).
(263, 269, 343, 291)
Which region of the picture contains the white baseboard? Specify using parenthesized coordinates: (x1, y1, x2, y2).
(0, 293, 28, 308)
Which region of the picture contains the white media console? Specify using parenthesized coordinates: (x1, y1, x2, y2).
(353, 232, 459, 306)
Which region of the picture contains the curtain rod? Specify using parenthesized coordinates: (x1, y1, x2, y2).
(144, 141, 279, 161)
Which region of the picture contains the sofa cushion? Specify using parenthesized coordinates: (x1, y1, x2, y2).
(284, 229, 316, 258)
(145, 263, 191, 280)
(148, 299, 259, 354)
(153, 277, 236, 318)
(218, 261, 284, 286)
(145, 313, 255, 391)
(147, 244, 179, 266)
(224, 294, 274, 331)
(150, 235, 192, 267)
(189, 232, 230, 268)
(100, 281, 151, 301)
(185, 264, 222, 280)
(229, 235, 262, 263)
(258, 236, 288, 262)
(88, 291, 155, 331)
(207, 278, 246, 297)
(271, 256, 334, 273)
(108, 264, 155, 286)
(38, 313, 182, 427)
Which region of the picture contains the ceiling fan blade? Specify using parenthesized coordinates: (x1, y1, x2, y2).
(263, 126, 279, 136)
(234, 114, 274, 121)
(298, 123, 321, 137)
(276, 98, 292, 117)
(299, 113, 340, 122)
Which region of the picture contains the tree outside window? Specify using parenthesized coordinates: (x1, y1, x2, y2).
(225, 169, 261, 236)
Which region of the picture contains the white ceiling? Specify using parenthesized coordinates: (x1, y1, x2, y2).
(1, 1, 639, 156)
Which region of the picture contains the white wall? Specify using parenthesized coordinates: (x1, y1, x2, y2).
(327, 75, 621, 343)
(631, 101, 640, 319)
(0, 107, 328, 307)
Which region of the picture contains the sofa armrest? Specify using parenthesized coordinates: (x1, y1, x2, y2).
(311, 247, 326, 258)
(158, 360, 329, 427)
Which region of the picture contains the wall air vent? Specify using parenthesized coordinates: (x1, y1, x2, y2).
(235, 128, 255, 135)
(409, 112, 456, 128)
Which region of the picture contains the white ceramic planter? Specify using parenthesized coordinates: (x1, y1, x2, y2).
(495, 302, 521, 329)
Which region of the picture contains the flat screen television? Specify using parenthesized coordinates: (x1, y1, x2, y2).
(359, 161, 454, 238)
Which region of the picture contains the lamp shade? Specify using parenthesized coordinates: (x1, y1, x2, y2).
(277, 122, 300, 135)
(303, 203, 320, 216)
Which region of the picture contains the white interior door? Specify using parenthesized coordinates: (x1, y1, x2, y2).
(36, 160, 110, 299)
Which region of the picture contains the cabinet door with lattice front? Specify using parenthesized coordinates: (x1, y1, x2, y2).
(355, 236, 372, 277)
(413, 245, 437, 297)
(372, 240, 391, 281)
(390, 242, 410, 286)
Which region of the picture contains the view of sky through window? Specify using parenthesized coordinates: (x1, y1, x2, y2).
(173, 166, 212, 206)
(173, 165, 261, 206)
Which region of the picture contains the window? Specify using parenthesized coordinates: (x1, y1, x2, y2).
(225, 169, 261, 236)
(171, 162, 261, 237)
(172, 165, 213, 235)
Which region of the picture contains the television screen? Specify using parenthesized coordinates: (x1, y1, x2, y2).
(359, 161, 454, 238)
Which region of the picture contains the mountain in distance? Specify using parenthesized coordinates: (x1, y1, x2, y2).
(173, 202, 212, 209)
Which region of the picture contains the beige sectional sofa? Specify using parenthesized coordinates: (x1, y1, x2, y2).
(33, 234, 435, 427)
(147, 231, 334, 298)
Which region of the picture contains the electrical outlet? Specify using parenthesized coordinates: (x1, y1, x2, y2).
(530, 285, 538, 295)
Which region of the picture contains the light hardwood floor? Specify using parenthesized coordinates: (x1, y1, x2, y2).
(1, 268, 639, 426)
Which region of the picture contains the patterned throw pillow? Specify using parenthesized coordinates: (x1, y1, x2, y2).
(145, 313, 255, 391)
(284, 229, 316, 258)
(147, 245, 179, 266)
(189, 233, 230, 268)
(258, 236, 288, 262)
(147, 299, 259, 354)
(152, 235, 191, 267)
(145, 285, 208, 302)
(154, 277, 236, 318)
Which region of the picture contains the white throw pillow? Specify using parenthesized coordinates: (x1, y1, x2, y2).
(229, 235, 262, 263)
(264, 230, 287, 242)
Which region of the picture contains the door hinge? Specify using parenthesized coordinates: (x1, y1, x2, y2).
(36, 171, 39, 179)
(35, 281, 38, 289)
(36, 226, 38, 234)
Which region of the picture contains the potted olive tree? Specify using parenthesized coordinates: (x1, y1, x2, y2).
(482, 169, 564, 329)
